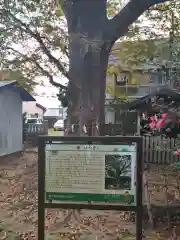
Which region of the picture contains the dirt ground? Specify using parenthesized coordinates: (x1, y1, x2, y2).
(0, 150, 180, 239)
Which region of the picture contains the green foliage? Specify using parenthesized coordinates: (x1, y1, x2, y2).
(145, 0, 180, 61)
(113, 40, 157, 67)
(0, 0, 127, 97)
(106, 1, 180, 119)
(106, 0, 122, 19)
(57, 88, 69, 107)
(0, 69, 37, 93)
(0, 0, 69, 93)
(109, 0, 180, 69)
(145, 1, 180, 37)
(107, 97, 132, 114)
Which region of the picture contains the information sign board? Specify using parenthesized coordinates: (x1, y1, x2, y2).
(38, 136, 143, 240)
(45, 143, 137, 203)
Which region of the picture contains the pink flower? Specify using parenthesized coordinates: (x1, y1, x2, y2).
(174, 150, 180, 155)
(166, 128, 171, 132)
(161, 113, 167, 119)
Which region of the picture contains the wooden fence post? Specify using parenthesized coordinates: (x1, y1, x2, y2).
(143, 171, 154, 228)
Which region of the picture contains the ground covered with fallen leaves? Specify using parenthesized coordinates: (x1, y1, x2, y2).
(0, 149, 180, 239)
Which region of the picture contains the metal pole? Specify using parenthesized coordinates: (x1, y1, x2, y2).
(136, 137, 143, 240)
(38, 137, 45, 240)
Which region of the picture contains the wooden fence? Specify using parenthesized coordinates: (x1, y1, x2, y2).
(23, 121, 48, 145)
(62, 122, 180, 165)
(103, 124, 180, 164)
(142, 135, 180, 164)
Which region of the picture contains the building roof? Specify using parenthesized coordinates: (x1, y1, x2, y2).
(0, 81, 13, 88)
(36, 103, 46, 111)
(125, 87, 180, 110)
(44, 108, 63, 118)
(0, 80, 35, 101)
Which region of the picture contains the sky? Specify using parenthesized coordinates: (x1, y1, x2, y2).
(35, 91, 60, 108)
(34, 76, 67, 108)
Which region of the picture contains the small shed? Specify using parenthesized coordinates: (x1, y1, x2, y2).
(44, 107, 64, 128)
(0, 81, 35, 156)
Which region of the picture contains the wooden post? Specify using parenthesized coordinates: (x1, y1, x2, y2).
(137, 111, 141, 135)
(163, 175, 171, 229)
(143, 171, 154, 228)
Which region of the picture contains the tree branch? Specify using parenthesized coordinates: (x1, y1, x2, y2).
(119, 161, 131, 175)
(6, 46, 68, 90)
(105, 0, 169, 42)
(41, 35, 69, 58)
(2, 10, 70, 80)
(63, 46, 69, 58)
(33, 60, 68, 90)
(62, 0, 74, 32)
(6, 46, 25, 57)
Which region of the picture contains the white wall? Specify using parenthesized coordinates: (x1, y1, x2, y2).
(23, 102, 44, 118)
(0, 88, 22, 156)
(105, 107, 115, 124)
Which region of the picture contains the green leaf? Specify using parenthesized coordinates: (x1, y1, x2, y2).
(58, 0, 64, 7)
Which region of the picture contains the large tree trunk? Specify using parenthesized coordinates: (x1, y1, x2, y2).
(67, 46, 110, 136)
(65, 0, 111, 136)
(63, 0, 167, 136)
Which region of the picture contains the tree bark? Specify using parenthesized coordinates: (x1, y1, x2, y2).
(65, 0, 110, 136)
(67, 39, 110, 135)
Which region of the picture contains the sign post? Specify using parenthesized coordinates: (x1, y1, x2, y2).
(38, 136, 143, 240)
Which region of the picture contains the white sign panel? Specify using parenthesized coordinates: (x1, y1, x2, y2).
(45, 144, 136, 203)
